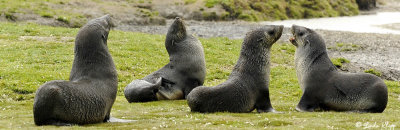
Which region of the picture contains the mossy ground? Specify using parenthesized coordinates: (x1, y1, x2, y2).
(201, 0, 359, 21)
(0, 22, 399, 129)
(1, 0, 360, 26)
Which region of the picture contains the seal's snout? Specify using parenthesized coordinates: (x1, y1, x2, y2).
(167, 16, 187, 42)
(173, 17, 183, 24)
(104, 14, 116, 28)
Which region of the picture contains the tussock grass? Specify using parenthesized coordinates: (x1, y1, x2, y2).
(0, 22, 399, 129)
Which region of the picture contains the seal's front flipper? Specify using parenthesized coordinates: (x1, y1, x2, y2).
(296, 91, 318, 112)
(161, 77, 175, 88)
(156, 88, 184, 100)
(156, 78, 183, 100)
(296, 98, 316, 112)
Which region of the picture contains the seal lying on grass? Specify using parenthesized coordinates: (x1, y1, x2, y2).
(33, 15, 118, 125)
(124, 17, 206, 102)
(187, 25, 284, 113)
(289, 25, 388, 113)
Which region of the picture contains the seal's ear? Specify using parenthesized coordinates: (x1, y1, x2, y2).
(305, 28, 314, 34)
(102, 34, 106, 40)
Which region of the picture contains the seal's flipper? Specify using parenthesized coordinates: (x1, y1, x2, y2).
(156, 78, 183, 100)
(48, 120, 74, 126)
(154, 77, 162, 87)
(156, 87, 184, 100)
(296, 90, 318, 112)
(161, 77, 176, 88)
(124, 79, 159, 102)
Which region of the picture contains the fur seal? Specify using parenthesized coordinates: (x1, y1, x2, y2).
(124, 17, 206, 102)
(33, 15, 118, 125)
(289, 25, 388, 113)
(186, 25, 284, 113)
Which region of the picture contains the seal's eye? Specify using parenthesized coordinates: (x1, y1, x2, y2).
(268, 30, 275, 35)
(299, 32, 304, 37)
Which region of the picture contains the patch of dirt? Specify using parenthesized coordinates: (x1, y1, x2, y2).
(19, 36, 74, 43)
(378, 23, 400, 30)
(320, 30, 400, 81)
(377, 0, 400, 12)
(115, 20, 261, 39)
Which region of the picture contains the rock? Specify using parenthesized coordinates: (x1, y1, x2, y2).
(356, 0, 376, 10)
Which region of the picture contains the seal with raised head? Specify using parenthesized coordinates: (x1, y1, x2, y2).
(124, 17, 206, 102)
(186, 25, 284, 113)
(33, 15, 118, 125)
(289, 25, 388, 113)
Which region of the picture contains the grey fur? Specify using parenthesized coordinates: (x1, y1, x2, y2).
(186, 25, 284, 113)
(33, 15, 118, 125)
(124, 17, 206, 102)
(290, 25, 388, 113)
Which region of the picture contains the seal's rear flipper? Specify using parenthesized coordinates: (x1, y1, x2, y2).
(47, 120, 74, 126)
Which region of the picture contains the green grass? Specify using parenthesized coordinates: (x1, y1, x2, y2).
(331, 57, 350, 68)
(328, 42, 361, 52)
(365, 69, 382, 77)
(0, 22, 399, 129)
(184, 0, 197, 5)
(0, 0, 87, 27)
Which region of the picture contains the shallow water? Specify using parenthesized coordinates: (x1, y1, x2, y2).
(262, 12, 400, 34)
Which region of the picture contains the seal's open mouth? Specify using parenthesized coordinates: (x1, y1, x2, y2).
(289, 36, 297, 46)
(289, 37, 295, 43)
(289, 26, 298, 46)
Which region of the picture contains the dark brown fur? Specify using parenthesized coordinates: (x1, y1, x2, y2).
(186, 25, 283, 113)
(290, 25, 387, 113)
(33, 15, 117, 125)
(124, 17, 206, 102)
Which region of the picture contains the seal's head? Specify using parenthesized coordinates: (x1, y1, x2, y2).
(243, 25, 284, 49)
(75, 14, 114, 49)
(165, 17, 187, 47)
(289, 25, 326, 50)
(124, 78, 162, 103)
(87, 14, 115, 29)
(70, 14, 117, 81)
